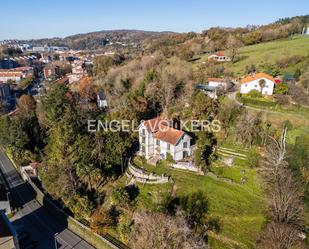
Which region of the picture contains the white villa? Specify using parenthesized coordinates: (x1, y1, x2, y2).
(139, 117, 192, 161)
(240, 73, 275, 95)
(208, 52, 231, 62)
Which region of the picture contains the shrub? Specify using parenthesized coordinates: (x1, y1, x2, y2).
(274, 95, 290, 105)
(239, 96, 277, 107)
(247, 149, 261, 168)
(247, 89, 262, 98)
(166, 152, 175, 163)
(90, 207, 114, 235)
(117, 213, 133, 243)
(276, 55, 304, 69)
(274, 83, 289, 94)
(180, 191, 209, 226)
(111, 187, 130, 208)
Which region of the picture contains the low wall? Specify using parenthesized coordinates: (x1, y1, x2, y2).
(171, 162, 198, 172)
(127, 163, 169, 184)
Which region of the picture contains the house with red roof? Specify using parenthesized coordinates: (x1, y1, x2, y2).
(240, 73, 276, 95)
(0, 66, 33, 83)
(208, 52, 231, 62)
(139, 117, 192, 161)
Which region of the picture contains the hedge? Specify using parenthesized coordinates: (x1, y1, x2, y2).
(237, 95, 277, 107)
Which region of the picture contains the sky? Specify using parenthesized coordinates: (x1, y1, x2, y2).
(0, 0, 308, 40)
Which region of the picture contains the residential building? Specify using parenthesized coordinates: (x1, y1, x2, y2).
(240, 73, 275, 95)
(0, 67, 33, 83)
(68, 60, 87, 83)
(0, 210, 19, 249)
(208, 52, 231, 62)
(139, 117, 192, 161)
(32, 45, 69, 53)
(195, 83, 218, 99)
(43, 65, 61, 80)
(39, 54, 52, 64)
(97, 90, 108, 108)
(208, 78, 228, 89)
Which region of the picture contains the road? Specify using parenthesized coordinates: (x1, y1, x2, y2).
(0, 149, 96, 249)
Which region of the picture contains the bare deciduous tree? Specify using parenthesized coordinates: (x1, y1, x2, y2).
(130, 211, 207, 249)
(226, 35, 243, 63)
(258, 222, 299, 249)
(235, 111, 262, 147)
(259, 128, 304, 248)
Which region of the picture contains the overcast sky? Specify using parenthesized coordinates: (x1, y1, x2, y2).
(1, 0, 308, 40)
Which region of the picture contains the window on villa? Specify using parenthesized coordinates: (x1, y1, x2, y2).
(142, 145, 145, 153)
(142, 137, 146, 144)
(167, 144, 170, 151)
(142, 129, 145, 135)
(183, 142, 187, 148)
(245, 84, 248, 87)
(156, 140, 160, 146)
(255, 85, 257, 87)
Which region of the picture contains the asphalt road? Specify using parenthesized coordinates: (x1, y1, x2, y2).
(0, 149, 96, 249)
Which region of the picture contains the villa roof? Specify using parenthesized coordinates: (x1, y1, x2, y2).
(241, 73, 275, 84)
(143, 117, 169, 133)
(154, 125, 185, 145)
(208, 77, 226, 82)
(209, 52, 225, 57)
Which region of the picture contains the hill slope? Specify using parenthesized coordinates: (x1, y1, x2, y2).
(197, 35, 309, 76)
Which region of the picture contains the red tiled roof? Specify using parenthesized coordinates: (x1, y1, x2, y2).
(143, 117, 169, 133)
(154, 125, 184, 145)
(0, 72, 23, 77)
(210, 52, 225, 57)
(208, 77, 226, 82)
(241, 73, 275, 84)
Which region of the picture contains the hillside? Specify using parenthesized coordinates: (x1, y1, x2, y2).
(196, 35, 309, 76)
(26, 29, 176, 50)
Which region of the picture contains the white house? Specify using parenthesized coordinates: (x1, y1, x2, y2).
(208, 78, 228, 89)
(97, 90, 108, 108)
(139, 117, 192, 161)
(0, 67, 33, 83)
(240, 73, 275, 95)
(208, 52, 230, 62)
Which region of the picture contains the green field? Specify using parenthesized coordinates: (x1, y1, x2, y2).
(126, 157, 265, 249)
(196, 35, 309, 76)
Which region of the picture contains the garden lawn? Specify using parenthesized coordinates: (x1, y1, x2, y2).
(132, 158, 265, 249)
